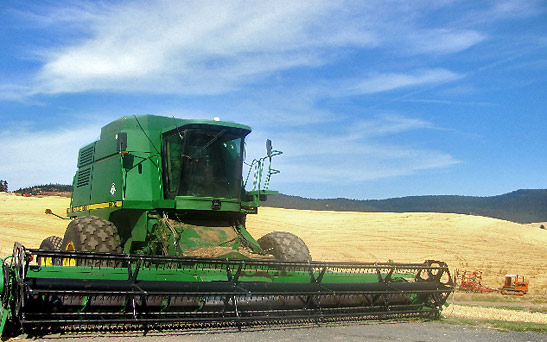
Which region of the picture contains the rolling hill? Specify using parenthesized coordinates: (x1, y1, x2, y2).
(265, 189, 547, 224)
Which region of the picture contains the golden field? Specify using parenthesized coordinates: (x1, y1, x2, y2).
(0, 192, 546, 324)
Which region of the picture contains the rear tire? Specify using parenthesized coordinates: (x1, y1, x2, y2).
(257, 231, 312, 262)
(40, 235, 63, 250)
(37, 236, 63, 265)
(61, 216, 122, 266)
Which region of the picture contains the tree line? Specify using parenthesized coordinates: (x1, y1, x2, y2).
(14, 183, 71, 195)
(0, 180, 8, 192)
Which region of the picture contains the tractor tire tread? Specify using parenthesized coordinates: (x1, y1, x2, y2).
(257, 231, 311, 262)
(37, 236, 63, 265)
(39, 236, 63, 250)
(61, 216, 122, 266)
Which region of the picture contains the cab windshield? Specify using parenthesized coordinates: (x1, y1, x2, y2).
(163, 126, 247, 199)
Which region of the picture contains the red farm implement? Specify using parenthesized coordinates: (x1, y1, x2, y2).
(455, 270, 498, 293)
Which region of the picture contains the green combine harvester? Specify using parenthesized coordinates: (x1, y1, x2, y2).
(0, 115, 454, 336)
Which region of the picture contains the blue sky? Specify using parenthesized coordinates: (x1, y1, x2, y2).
(0, 1, 546, 199)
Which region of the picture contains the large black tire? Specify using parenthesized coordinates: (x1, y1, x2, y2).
(257, 231, 312, 262)
(37, 236, 63, 265)
(40, 236, 63, 250)
(61, 216, 122, 266)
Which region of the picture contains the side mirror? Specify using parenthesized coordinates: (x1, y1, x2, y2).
(266, 139, 272, 157)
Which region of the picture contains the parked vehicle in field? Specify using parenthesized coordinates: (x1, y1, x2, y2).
(501, 274, 528, 295)
(0, 115, 454, 336)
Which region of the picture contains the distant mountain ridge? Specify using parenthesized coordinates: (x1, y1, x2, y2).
(13, 185, 546, 224)
(264, 189, 547, 224)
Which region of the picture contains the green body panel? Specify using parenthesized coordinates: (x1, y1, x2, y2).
(68, 114, 264, 257)
(175, 196, 240, 211)
(90, 155, 123, 204)
(71, 142, 95, 206)
(27, 264, 412, 285)
(0, 308, 7, 337)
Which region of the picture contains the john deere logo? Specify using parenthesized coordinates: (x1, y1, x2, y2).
(110, 183, 117, 196)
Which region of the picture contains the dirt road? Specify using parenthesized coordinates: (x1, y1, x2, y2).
(12, 322, 546, 342)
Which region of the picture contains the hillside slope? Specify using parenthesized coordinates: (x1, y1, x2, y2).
(265, 189, 547, 223)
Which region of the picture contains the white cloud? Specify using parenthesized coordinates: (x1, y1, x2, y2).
(349, 114, 434, 137)
(0, 126, 100, 191)
(491, 0, 544, 18)
(259, 115, 459, 186)
(407, 29, 486, 54)
(28, 1, 377, 96)
(0, 84, 34, 101)
(10, 1, 493, 98)
(275, 140, 458, 185)
(352, 69, 462, 94)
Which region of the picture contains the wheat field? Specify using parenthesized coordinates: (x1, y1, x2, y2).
(1, 192, 546, 323)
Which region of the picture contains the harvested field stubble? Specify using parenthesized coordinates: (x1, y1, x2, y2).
(0, 193, 545, 323)
(445, 304, 547, 324)
(0, 193, 68, 257)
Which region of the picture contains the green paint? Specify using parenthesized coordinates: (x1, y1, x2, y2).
(67, 114, 279, 258)
(0, 307, 9, 336)
(28, 264, 413, 285)
(77, 296, 89, 313)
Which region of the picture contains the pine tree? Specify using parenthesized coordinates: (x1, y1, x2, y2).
(3, 181, 7, 192)
(0, 180, 4, 192)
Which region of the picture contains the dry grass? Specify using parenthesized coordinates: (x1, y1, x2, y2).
(1, 193, 546, 324)
(444, 304, 547, 324)
(0, 193, 68, 256)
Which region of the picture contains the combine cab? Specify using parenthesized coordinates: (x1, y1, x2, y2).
(0, 115, 454, 336)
